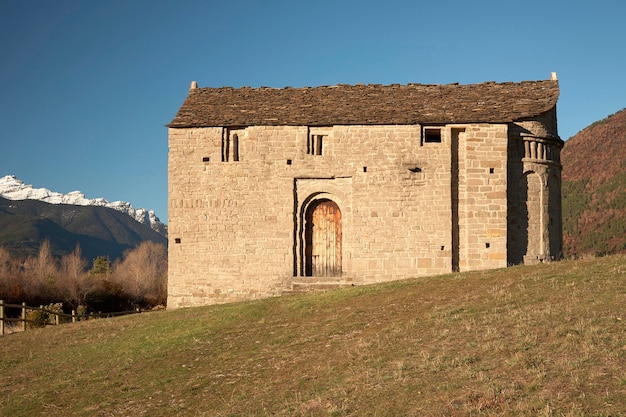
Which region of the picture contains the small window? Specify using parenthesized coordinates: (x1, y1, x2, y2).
(315, 135, 323, 155)
(232, 134, 239, 161)
(222, 129, 241, 162)
(307, 134, 325, 155)
(424, 128, 442, 143)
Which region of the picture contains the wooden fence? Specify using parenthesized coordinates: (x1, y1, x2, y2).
(0, 300, 141, 335)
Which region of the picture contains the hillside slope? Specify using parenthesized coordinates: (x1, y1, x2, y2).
(0, 196, 167, 263)
(561, 108, 626, 256)
(1, 255, 625, 416)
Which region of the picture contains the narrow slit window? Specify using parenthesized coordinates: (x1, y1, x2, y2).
(307, 133, 326, 156)
(232, 134, 239, 161)
(315, 135, 323, 155)
(222, 134, 229, 162)
(222, 129, 242, 162)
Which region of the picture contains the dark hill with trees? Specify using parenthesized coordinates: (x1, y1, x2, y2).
(561, 108, 626, 256)
(0, 196, 167, 264)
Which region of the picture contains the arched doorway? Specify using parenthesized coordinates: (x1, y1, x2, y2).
(305, 199, 342, 277)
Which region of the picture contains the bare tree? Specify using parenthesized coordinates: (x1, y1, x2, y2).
(114, 241, 167, 306)
(0, 246, 13, 298)
(35, 239, 57, 281)
(58, 244, 91, 308)
(0, 246, 12, 277)
(0, 246, 31, 302)
(22, 239, 60, 301)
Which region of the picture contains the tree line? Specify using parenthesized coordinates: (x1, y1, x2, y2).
(0, 241, 167, 313)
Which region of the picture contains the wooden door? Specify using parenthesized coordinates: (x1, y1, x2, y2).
(305, 200, 342, 277)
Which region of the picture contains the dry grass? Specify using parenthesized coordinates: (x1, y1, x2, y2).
(1, 255, 625, 416)
(1, 322, 23, 335)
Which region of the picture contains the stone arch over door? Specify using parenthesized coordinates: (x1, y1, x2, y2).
(294, 178, 352, 278)
(304, 198, 342, 277)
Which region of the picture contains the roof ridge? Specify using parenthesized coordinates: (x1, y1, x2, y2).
(194, 78, 557, 92)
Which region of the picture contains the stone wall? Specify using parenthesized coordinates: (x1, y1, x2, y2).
(168, 122, 534, 308)
(453, 125, 509, 271)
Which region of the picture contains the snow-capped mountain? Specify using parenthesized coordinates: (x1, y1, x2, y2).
(0, 175, 167, 236)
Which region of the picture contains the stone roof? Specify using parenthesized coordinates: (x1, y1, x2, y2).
(168, 79, 559, 128)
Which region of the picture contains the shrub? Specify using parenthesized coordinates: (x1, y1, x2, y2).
(26, 303, 64, 328)
(26, 308, 48, 329)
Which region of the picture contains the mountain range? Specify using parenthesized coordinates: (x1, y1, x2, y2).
(561, 108, 626, 256)
(0, 175, 167, 263)
(0, 175, 167, 236)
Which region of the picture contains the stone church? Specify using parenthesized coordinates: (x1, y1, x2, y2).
(166, 74, 563, 308)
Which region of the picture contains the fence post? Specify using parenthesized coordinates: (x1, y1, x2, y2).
(22, 302, 27, 332)
(72, 310, 76, 323)
(1, 300, 4, 336)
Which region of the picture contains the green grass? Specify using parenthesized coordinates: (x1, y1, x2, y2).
(2, 255, 626, 416)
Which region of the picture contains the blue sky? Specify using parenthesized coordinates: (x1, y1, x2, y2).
(1, 0, 624, 224)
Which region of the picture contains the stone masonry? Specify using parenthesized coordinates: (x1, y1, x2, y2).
(167, 75, 563, 308)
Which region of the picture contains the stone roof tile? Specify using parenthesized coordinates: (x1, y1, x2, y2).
(168, 79, 559, 128)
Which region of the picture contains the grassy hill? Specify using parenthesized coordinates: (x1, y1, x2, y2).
(562, 108, 626, 257)
(1, 255, 625, 416)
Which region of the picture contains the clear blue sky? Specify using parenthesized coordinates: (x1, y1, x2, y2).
(1, 0, 624, 224)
